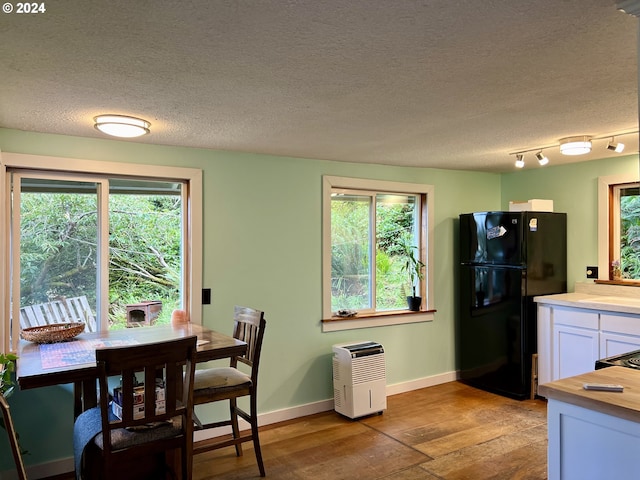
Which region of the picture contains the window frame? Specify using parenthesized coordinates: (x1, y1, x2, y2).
(322, 176, 435, 332)
(597, 172, 639, 283)
(0, 152, 203, 352)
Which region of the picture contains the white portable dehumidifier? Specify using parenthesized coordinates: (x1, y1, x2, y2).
(332, 341, 386, 419)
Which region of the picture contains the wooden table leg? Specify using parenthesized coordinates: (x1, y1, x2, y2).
(74, 379, 98, 418)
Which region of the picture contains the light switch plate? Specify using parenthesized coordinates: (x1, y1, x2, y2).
(586, 266, 598, 279)
(202, 288, 211, 304)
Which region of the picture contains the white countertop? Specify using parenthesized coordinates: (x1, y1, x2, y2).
(535, 283, 640, 315)
(534, 292, 640, 315)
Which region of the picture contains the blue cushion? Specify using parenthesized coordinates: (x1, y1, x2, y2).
(73, 404, 183, 479)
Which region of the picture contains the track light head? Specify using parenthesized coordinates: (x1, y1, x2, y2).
(514, 154, 525, 168)
(607, 137, 625, 153)
(535, 152, 549, 166)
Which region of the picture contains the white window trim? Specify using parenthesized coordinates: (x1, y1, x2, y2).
(322, 175, 435, 332)
(0, 152, 203, 352)
(597, 172, 637, 280)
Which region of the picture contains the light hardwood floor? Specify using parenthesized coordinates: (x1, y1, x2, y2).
(193, 381, 548, 480)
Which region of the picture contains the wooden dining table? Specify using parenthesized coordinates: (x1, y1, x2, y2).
(17, 323, 247, 417)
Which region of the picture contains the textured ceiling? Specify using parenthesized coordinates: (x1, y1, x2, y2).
(0, 0, 638, 172)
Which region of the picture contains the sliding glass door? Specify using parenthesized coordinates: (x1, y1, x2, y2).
(9, 171, 185, 347)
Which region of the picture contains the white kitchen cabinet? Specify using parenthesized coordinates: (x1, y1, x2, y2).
(553, 324, 599, 379)
(536, 303, 640, 389)
(540, 367, 640, 480)
(547, 400, 640, 480)
(552, 308, 599, 380)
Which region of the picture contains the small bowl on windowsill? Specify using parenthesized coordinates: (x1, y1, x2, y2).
(334, 309, 358, 318)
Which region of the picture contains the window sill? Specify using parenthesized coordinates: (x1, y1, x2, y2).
(595, 280, 640, 287)
(321, 309, 436, 332)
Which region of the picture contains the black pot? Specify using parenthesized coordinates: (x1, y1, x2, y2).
(406, 296, 422, 312)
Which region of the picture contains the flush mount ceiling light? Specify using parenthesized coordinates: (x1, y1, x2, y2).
(607, 137, 625, 153)
(559, 136, 592, 156)
(535, 151, 549, 166)
(514, 154, 525, 168)
(94, 114, 151, 138)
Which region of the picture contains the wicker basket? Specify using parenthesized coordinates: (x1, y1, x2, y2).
(21, 322, 86, 344)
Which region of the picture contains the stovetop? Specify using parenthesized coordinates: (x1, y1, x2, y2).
(595, 349, 640, 370)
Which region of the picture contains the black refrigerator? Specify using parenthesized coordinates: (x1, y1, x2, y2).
(458, 211, 567, 399)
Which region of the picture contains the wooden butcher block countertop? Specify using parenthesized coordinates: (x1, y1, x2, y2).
(538, 366, 640, 423)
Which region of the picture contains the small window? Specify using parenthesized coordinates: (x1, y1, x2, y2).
(322, 176, 434, 329)
(611, 182, 640, 280)
(598, 174, 640, 282)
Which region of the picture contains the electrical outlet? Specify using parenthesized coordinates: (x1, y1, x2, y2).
(202, 288, 211, 304)
(586, 266, 598, 279)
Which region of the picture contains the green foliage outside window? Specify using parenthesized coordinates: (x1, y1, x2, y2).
(620, 189, 640, 279)
(19, 191, 181, 328)
(331, 192, 419, 312)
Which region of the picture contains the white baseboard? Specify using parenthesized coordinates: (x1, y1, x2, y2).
(386, 370, 458, 396)
(196, 369, 458, 441)
(4, 371, 457, 479)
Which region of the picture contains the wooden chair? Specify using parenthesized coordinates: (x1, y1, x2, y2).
(74, 336, 197, 479)
(192, 306, 267, 477)
(0, 392, 28, 480)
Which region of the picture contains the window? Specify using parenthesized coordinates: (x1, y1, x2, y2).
(1, 153, 202, 351)
(322, 176, 434, 331)
(598, 173, 640, 282)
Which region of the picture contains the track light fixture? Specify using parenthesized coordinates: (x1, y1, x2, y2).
(509, 129, 637, 168)
(607, 137, 625, 153)
(536, 152, 549, 166)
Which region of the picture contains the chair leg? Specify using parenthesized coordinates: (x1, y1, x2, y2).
(229, 398, 243, 457)
(250, 394, 265, 477)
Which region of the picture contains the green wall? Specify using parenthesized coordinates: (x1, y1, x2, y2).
(2, 127, 637, 473)
(0, 128, 502, 471)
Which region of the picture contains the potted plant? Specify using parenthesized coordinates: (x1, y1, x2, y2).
(1, 352, 28, 459)
(0, 352, 17, 398)
(400, 240, 425, 311)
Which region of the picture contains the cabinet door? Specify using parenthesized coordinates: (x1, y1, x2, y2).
(553, 324, 599, 380)
(600, 332, 640, 358)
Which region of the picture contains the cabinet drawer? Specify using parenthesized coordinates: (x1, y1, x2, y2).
(601, 313, 640, 336)
(552, 307, 599, 329)
(600, 332, 640, 358)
